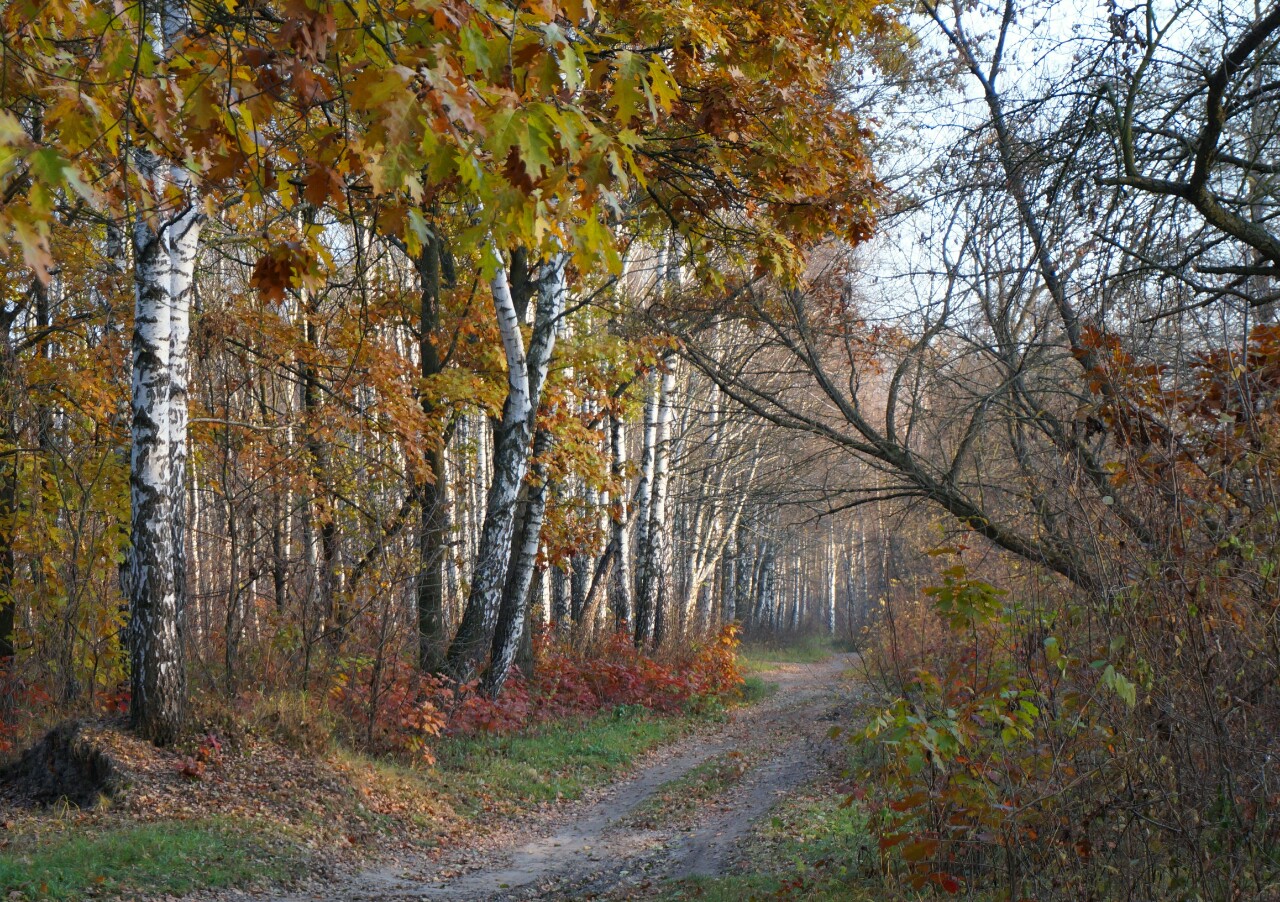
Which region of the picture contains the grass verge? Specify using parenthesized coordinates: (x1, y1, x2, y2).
(629, 749, 755, 828)
(429, 704, 695, 812)
(738, 674, 778, 703)
(0, 818, 303, 901)
(739, 634, 844, 672)
(0, 706, 708, 901)
(661, 787, 878, 901)
(0, 688, 755, 899)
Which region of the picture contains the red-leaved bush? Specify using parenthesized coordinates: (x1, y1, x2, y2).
(447, 623, 744, 737)
(328, 623, 744, 760)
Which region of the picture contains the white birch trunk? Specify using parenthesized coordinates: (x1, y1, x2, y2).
(638, 367, 675, 646)
(451, 250, 565, 680)
(826, 527, 837, 635)
(608, 416, 633, 629)
(482, 251, 568, 692)
(128, 160, 201, 744)
(127, 0, 203, 743)
(632, 373, 659, 642)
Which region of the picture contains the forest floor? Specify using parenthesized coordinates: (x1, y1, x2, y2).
(0, 643, 870, 901)
(232, 651, 863, 902)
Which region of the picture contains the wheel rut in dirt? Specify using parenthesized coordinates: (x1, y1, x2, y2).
(266, 653, 856, 902)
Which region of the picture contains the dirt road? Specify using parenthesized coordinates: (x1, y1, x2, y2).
(271, 655, 856, 901)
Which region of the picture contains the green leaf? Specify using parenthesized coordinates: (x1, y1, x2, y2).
(28, 148, 65, 185)
(648, 57, 680, 111)
(406, 208, 431, 257)
(1101, 664, 1137, 708)
(557, 42, 585, 93)
(459, 21, 492, 74)
(519, 108, 556, 178)
(612, 51, 648, 124)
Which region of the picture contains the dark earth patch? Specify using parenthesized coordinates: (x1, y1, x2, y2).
(0, 719, 129, 808)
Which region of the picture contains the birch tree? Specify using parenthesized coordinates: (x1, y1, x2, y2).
(447, 250, 566, 679)
(607, 415, 634, 628)
(634, 366, 676, 646)
(126, 0, 204, 745)
(486, 255, 573, 693)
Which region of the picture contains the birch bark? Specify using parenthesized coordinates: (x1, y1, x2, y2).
(826, 527, 837, 634)
(632, 373, 659, 644)
(607, 416, 633, 629)
(636, 367, 675, 647)
(484, 250, 568, 691)
(129, 202, 201, 744)
(484, 427, 553, 695)
(448, 250, 565, 679)
(128, 8, 203, 737)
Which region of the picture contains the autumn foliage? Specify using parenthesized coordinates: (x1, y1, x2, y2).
(0, 0, 885, 744)
(857, 324, 1280, 898)
(328, 624, 744, 762)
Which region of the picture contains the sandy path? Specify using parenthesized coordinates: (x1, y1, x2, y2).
(267, 655, 855, 901)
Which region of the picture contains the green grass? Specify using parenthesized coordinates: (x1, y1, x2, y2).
(0, 819, 303, 901)
(367, 683, 771, 820)
(738, 674, 778, 703)
(431, 705, 694, 810)
(630, 750, 754, 827)
(0, 690, 761, 900)
(661, 791, 879, 901)
(739, 634, 843, 672)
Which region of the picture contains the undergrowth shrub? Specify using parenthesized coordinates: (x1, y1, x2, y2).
(0, 669, 54, 755)
(0, 621, 743, 775)
(850, 325, 1280, 900)
(328, 655, 449, 762)
(444, 623, 744, 737)
(244, 690, 337, 754)
(857, 551, 1280, 899)
(326, 623, 744, 762)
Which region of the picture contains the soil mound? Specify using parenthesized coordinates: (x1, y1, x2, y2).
(0, 720, 129, 807)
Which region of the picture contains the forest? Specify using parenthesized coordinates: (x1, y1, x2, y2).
(0, 0, 1278, 898)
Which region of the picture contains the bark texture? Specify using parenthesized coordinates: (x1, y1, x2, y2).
(415, 237, 449, 672)
(127, 0, 203, 745)
(128, 167, 201, 746)
(635, 367, 675, 647)
(607, 415, 633, 629)
(447, 250, 565, 679)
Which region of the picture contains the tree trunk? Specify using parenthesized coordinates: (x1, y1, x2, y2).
(295, 213, 342, 651)
(415, 237, 449, 673)
(169, 212, 194, 647)
(0, 305, 17, 667)
(127, 0, 210, 745)
(446, 250, 565, 679)
(570, 520, 590, 624)
(128, 148, 201, 745)
(607, 415, 633, 630)
(484, 426, 553, 695)
(733, 519, 752, 626)
(633, 374, 659, 645)
(639, 368, 675, 647)
(481, 251, 568, 691)
(552, 564, 570, 632)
